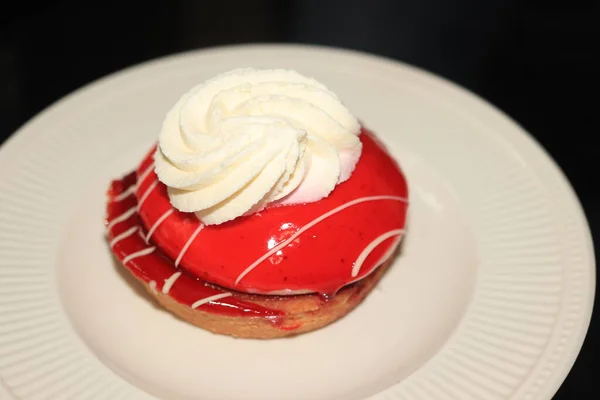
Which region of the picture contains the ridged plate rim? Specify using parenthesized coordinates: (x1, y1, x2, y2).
(0, 44, 595, 400)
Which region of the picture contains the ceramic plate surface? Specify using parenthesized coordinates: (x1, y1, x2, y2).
(0, 45, 594, 400)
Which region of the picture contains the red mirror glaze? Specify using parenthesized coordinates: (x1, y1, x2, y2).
(134, 129, 408, 295)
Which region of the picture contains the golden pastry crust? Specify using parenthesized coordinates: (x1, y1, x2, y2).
(131, 260, 391, 339)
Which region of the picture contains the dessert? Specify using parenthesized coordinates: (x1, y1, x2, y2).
(106, 69, 408, 338)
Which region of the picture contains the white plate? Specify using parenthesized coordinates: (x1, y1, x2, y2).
(0, 45, 594, 400)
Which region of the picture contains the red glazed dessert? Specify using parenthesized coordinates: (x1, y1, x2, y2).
(105, 69, 408, 338)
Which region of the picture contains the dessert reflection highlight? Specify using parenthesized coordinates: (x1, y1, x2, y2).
(106, 69, 408, 338)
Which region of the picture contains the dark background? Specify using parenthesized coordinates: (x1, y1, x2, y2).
(0, 1, 597, 398)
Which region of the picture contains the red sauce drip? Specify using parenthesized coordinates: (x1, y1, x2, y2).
(135, 129, 409, 295)
(106, 173, 285, 320)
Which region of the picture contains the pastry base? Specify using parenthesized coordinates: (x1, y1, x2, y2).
(130, 260, 391, 339)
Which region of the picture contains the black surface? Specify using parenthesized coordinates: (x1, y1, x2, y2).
(0, 1, 597, 398)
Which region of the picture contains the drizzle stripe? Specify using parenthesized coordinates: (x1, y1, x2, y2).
(191, 293, 233, 309)
(113, 185, 136, 202)
(137, 180, 158, 210)
(106, 206, 137, 232)
(145, 209, 174, 243)
(109, 226, 139, 247)
(175, 224, 204, 267)
(352, 229, 404, 277)
(136, 163, 154, 188)
(235, 195, 407, 285)
(162, 272, 182, 295)
(122, 247, 156, 264)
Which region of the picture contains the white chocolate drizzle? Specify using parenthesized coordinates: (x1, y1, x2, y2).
(113, 185, 136, 202)
(235, 195, 407, 285)
(351, 229, 404, 277)
(122, 246, 156, 264)
(175, 224, 204, 267)
(109, 172, 407, 297)
(145, 209, 174, 243)
(376, 234, 403, 266)
(162, 271, 182, 295)
(108, 176, 237, 308)
(106, 206, 137, 232)
(109, 226, 139, 247)
(137, 163, 154, 188)
(148, 280, 158, 294)
(137, 180, 158, 210)
(191, 293, 232, 309)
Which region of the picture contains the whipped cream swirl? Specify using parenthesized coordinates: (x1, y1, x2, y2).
(154, 68, 362, 225)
